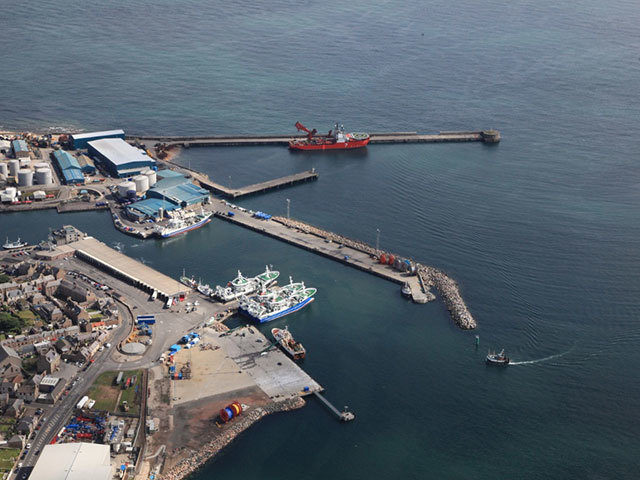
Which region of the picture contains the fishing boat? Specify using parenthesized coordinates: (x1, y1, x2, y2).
(271, 327, 306, 360)
(3, 237, 28, 250)
(401, 282, 412, 297)
(214, 270, 259, 302)
(238, 282, 316, 323)
(254, 265, 280, 287)
(179, 269, 198, 289)
(155, 210, 212, 238)
(289, 122, 370, 151)
(486, 349, 510, 365)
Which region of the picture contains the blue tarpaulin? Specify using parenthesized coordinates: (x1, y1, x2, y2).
(169, 344, 181, 352)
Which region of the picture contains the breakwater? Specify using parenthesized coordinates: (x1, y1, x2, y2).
(160, 397, 305, 480)
(272, 216, 475, 329)
(133, 129, 500, 148)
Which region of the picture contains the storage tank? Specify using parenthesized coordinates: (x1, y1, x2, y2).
(35, 168, 53, 185)
(117, 181, 136, 197)
(19, 158, 31, 168)
(34, 162, 49, 170)
(387, 255, 395, 266)
(144, 169, 157, 186)
(0, 163, 7, 177)
(18, 169, 33, 187)
(134, 174, 150, 193)
(8, 159, 19, 176)
(379, 254, 387, 264)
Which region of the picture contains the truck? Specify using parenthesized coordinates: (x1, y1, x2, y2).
(76, 396, 89, 409)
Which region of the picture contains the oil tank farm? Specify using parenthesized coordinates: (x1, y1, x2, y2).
(70, 129, 125, 149)
(87, 138, 156, 178)
(11, 139, 29, 158)
(52, 150, 85, 185)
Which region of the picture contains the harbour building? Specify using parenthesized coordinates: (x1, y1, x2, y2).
(70, 129, 125, 149)
(29, 442, 111, 480)
(51, 150, 85, 185)
(76, 154, 96, 174)
(126, 170, 210, 220)
(88, 138, 156, 178)
(11, 139, 29, 158)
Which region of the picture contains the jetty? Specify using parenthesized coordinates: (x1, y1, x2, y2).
(196, 170, 318, 198)
(313, 391, 355, 422)
(132, 130, 500, 148)
(208, 200, 476, 330)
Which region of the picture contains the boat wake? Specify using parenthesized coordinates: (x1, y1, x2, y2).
(509, 348, 573, 366)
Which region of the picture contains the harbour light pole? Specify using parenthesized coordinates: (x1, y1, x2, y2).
(286, 198, 290, 220)
(376, 228, 380, 252)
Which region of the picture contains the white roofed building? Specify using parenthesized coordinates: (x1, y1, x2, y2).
(29, 443, 111, 480)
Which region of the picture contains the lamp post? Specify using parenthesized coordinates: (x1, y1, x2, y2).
(286, 198, 290, 220)
(376, 228, 380, 252)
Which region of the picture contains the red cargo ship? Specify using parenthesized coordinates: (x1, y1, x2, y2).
(289, 122, 370, 151)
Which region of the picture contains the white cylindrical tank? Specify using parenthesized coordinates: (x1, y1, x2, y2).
(19, 158, 31, 168)
(8, 159, 19, 176)
(35, 168, 53, 185)
(34, 162, 49, 170)
(118, 181, 136, 197)
(134, 174, 150, 193)
(18, 169, 34, 187)
(0, 163, 7, 177)
(144, 169, 157, 186)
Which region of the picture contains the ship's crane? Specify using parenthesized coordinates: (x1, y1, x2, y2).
(294, 122, 318, 140)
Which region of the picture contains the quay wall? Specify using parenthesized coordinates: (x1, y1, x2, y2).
(213, 210, 476, 329)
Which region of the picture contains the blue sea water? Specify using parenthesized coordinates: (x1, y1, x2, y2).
(2, 0, 640, 478)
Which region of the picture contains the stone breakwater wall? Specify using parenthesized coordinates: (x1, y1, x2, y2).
(272, 217, 476, 330)
(159, 397, 305, 480)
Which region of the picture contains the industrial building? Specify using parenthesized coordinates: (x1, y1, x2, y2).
(76, 154, 96, 174)
(70, 129, 125, 149)
(88, 138, 156, 178)
(51, 150, 84, 185)
(29, 442, 111, 480)
(11, 139, 29, 158)
(125, 170, 210, 220)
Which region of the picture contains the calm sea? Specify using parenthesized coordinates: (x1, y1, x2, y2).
(2, 0, 640, 478)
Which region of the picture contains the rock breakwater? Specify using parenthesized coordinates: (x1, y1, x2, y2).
(159, 397, 305, 480)
(273, 217, 476, 330)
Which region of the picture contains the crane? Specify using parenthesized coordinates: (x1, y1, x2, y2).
(294, 122, 318, 140)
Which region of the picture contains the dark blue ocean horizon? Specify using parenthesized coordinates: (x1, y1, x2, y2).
(2, 0, 640, 478)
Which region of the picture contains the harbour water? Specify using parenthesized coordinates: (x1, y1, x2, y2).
(2, 0, 640, 478)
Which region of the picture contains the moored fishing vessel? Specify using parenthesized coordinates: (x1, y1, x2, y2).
(179, 269, 198, 289)
(3, 237, 28, 250)
(486, 349, 510, 365)
(213, 266, 280, 302)
(155, 210, 212, 238)
(289, 122, 370, 151)
(271, 327, 306, 360)
(239, 281, 316, 323)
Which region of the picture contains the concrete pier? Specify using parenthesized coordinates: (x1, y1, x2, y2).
(132, 130, 500, 148)
(196, 170, 318, 198)
(207, 199, 476, 329)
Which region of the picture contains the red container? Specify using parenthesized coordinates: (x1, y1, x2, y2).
(379, 254, 387, 264)
(388, 255, 395, 265)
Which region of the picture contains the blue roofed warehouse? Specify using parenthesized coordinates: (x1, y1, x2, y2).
(71, 129, 125, 150)
(51, 150, 85, 185)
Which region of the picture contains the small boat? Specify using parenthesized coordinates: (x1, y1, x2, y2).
(3, 237, 28, 250)
(486, 349, 510, 365)
(271, 327, 306, 360)
(401, 282, 412, 297)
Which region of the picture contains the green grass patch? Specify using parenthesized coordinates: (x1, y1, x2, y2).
(0, 448, 20, 472)
(0, 274, 10, 283)
(16, 310, 35, 322)
(22, 356, 38, 374)
(118, 369, 142, 415)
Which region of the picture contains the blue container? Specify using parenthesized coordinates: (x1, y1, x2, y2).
(303, 386, 310, 392)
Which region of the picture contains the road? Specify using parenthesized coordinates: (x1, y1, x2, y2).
(12, 255, 223, 478)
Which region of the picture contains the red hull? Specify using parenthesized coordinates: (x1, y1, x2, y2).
(289, 138, 370, 151)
